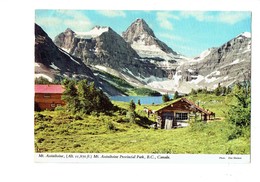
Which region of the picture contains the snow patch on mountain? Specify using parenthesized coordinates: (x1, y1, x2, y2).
(50, 62, 60, 70)
(75, 26, 109, 38)
(190, 75, 205, 84)
(148, 79, 175, 90)
(191, 48, 213, 62)
(59, 48, 80, 65)
(229, 59, 244, 65)
(35, 74, 53, 82)
(241, 32, 251, 38)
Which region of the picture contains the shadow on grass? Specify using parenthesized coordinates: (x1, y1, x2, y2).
(135, 114, 157, 129)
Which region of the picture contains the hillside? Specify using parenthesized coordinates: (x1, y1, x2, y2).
(34, 94, 249, 154)
(35, 23, 96, 83)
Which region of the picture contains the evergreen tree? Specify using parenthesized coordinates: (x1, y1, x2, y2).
(190, 88, 197, 95)
(77, 79, 92, 113)
(173, 91, 179, 100)
(95, 89, 114, 112)
(227, 82, 251, 136)
(137, 99, 141, 106)
(222, 86, 227, 96)
(214, 83, 222, 96)
(61, 79, 80, 113)
(127, 99, 136, 123)
(162, 94, 170, 102)
(62, 79, 113, 114)
(202, 87, 208, 94)
(226, 86, 232, 95)
(129, 99, 136, 112)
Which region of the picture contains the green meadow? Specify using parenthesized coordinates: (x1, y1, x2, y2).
(34, 93, 250, 154)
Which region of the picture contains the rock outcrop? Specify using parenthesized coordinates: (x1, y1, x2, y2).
(35, 23, 96, 82)
(54, 25, 167, 85)
(172, 32, 251, 92)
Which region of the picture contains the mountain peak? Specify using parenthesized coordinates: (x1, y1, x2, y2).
(239, 32, 251, 38)
(122, 18, 155, 43)
(122, 18, 178, 58)
(65, 28, 74, 33)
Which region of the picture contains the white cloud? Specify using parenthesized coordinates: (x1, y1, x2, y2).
(35, 10, 94, 39)
(179, 11, 250, 24)
(218, 12, 251, 25)
(35, 17, 62, 26)
(97, 10, 126, 17)
(180, 11, 212, 21)
(56, 10, 93, 31)
(156, 12, 179, 30)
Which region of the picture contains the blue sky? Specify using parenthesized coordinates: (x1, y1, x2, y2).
(35, 10, 251, 57)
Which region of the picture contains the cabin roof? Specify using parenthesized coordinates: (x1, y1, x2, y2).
(155, 97, 212, 115)
(35, 85, 65, 94)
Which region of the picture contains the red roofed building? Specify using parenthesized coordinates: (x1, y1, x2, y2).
(35, 85, 65, 111)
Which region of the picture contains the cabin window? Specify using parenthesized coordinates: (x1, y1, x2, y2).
(50, 103, 55, 107)
(44, 94, 51, 98)
(56, 104, 61, 107)
(176, 113, 188, 120)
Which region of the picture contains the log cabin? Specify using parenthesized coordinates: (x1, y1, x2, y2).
(155, 98, 215, 129)
(35, 85, 65, 111)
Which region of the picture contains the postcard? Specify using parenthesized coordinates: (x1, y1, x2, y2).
(34, 9, 251, 163)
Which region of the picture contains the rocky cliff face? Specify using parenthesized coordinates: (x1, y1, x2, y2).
(122, 19, 187, 65)
(171, 32, 251, 92)
(54, 26, 167, 85)
(35, 24, 126, 96)
(122, 19, 177, 57)
(122, 18, 188, 80)
(47, 18, 251, 94)
(35, 23, 96, 82)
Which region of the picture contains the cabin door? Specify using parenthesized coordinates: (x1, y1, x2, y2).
(164, 116, 174, 129)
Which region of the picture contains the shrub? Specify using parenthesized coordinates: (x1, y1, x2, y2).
(74, 114, 83, 120)
(37, 138, 45, 143)
(226, 82, 251, 139)
(73, 144, 81, 148)
(189, 120, 206, 132)
(90, 111, 99, 117)
(107, 121, 116, 131)
(162, 94, 170, 102)
(126, 111, 136, 123)
(54, 106, 65, 111)
(34, 113, 52, 122)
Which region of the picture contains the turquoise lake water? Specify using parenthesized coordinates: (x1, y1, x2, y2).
(110, 95, 173, 105)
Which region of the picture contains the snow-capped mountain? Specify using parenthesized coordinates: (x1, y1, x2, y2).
(122, 19, 188, 69)
(35, 24, 126, 96)
(147, 32, 251, 93)
(54, 25, 168, 86)
(35, 23, 96, 83)
(37, 18, 251, 95)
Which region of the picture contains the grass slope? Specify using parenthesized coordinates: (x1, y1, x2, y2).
(94, 70, 161, 96)
(34, 94, 250, 154)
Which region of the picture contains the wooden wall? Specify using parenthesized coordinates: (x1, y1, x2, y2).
(35, 93, 65, 111)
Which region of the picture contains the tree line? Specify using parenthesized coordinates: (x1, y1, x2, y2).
(61, 79, 114, 114)
(189, 83, 232, 96)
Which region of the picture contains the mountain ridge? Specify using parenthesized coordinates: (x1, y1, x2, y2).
(147, 31, 251, 93)
(36, 18, 251, 95)
(54, 24, 168, 86)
